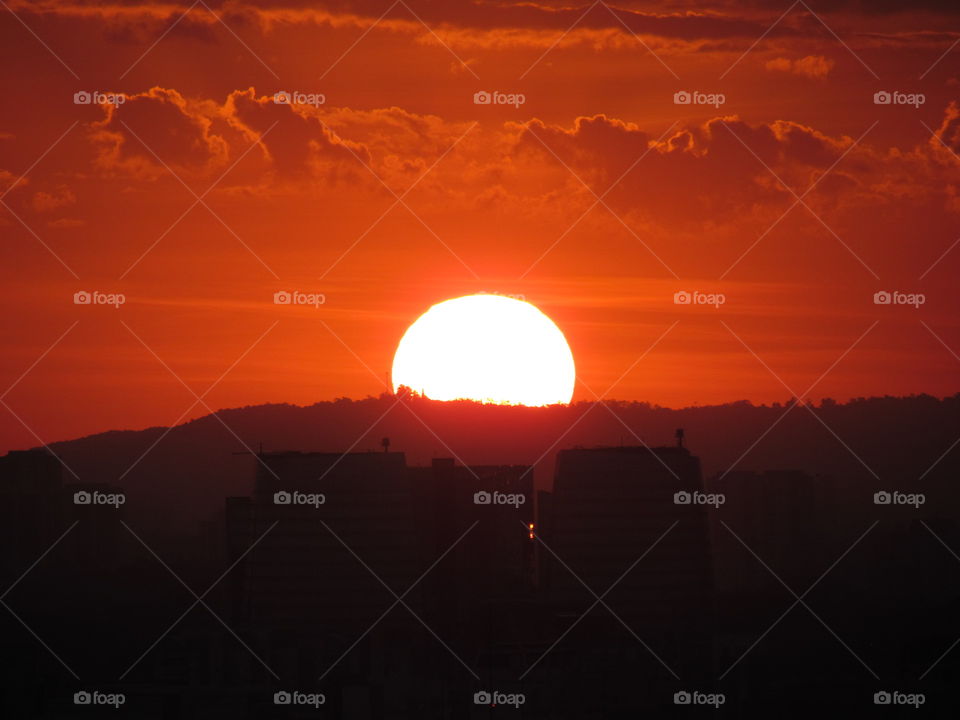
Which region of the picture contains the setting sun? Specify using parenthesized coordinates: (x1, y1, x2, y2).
(391, 294, 576, 406)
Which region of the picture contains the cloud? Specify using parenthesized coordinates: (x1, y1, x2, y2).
(765, 55, 835, 79)
(224, 88, 370, 178)
(511, 113, 853, 226)
(505, 105, 960, 238)
(47, 217, 85, 228)
(0, 169, 18, 194)
(56, 83, 960, 231)
(91, 87, 230, 178)
(721, 0, 960, 15)
(8, 0, 957, 74)
(85, 87, 374, 184)
(931, 101, 960, 156)
(0, 0, 835, 58)
(31, 186, 76, 212)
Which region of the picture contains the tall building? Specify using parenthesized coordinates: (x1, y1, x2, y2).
(544, 444, 712, 619)
(537, 443, 714, 687)
(227, 450, 418, 633)
(0, 449, 66, 579)
(410, 458, 535, 608)
(224, 449, 536, 712)
(408, 457, 536, 686)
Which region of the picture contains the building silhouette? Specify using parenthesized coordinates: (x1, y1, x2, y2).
(3, 416, 959, 718)
(534, 442, 715, 704)
(542, 444, 712, 624)
(0, 449, 66, 580)
(223, 450, 535, 716)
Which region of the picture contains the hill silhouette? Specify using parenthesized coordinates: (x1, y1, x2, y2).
(34, 392, 960, 537)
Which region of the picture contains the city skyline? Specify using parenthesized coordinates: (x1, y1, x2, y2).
(2, 3, 960, 715)
(3, 417, 958, 716)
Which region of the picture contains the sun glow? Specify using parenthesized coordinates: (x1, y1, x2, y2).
(391, 294, 576, 406)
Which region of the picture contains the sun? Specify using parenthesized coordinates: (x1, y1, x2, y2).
(392, 294, 576, 406)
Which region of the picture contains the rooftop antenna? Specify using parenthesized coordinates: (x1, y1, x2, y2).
(381, 437, 390, 453)
(675, 428, 685, 449)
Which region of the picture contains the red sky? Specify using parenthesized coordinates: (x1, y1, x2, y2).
(1, 0, 959, 452)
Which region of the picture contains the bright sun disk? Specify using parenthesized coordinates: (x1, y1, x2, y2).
(391, 294, 576, 406)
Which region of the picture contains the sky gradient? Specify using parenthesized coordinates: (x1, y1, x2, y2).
(1, 0, 959, 452)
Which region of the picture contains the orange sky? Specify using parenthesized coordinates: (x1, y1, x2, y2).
(1, 0, 959, 452)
